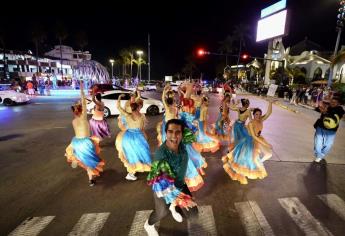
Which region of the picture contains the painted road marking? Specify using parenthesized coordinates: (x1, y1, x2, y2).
(8, 216, 55, 236)
(278, 197, 333, 236)
(68, 213, 110, 236)
(234, 201, 275, 236)
(187, 205, 217, 236)
(318, 194, 345, 221)
(128, 210, 159, 236)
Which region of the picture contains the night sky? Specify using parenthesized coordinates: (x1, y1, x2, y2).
(0, 0, 341, 80)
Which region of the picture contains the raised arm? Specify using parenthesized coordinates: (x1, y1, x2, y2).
(229, 99, 239, 111)
(135, 88, 141, 103)
(80, 80, 87, 118)
(162, 85, 172, 108)
(262, 100, 273, 121)
(91, 88, 102, 107)
(117, 94, 130, 116)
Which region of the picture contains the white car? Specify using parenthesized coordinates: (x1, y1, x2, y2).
(0, 85, 30, 106)
(86, 90, 164, 118)
(143, 82, 157, 91)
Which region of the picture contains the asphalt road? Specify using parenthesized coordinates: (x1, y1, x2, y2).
(0, 92, 345, 236)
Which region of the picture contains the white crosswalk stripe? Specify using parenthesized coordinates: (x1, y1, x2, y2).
(128, 210, 159, 236)
(7, 194, 345, 236)
(234, 201, 275, 236)
(318, 193, 345, 222)
(278, 197, 334, 236)
(68, 213, 110, 236)
(187, 205, 217, 236)
(8, 216, 55, 236)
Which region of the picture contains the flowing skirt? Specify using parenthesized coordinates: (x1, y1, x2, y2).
(193, 121, 220, 153)
(222, 133, 268, 184)
(179, 111, 198, 133)
(89, 118, 111, 139)
(65, 136, 105, 176)
(116, 128, 152, 173)
(231, 120, 248, 147)
(212, 112, 230, 142)
(185, 144, 207, 175)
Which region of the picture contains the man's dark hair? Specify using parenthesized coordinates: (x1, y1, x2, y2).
(165, 119, 185, 133)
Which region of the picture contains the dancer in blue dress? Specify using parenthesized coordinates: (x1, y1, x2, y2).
(193, 96, 220, 153)
(65, 81, 104, 186)
(222, 100, 273, 184)
(115, 94, 151, 181)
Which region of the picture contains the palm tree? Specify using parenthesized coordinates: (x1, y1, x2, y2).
(218, 35, 235, 65)
(132, 57, 146, 79)
(0, 31, 6, 81)
(31, 24, 47, 74)
(232, 24, 251, 74)
(119, 49, 132, 78)
(75, 30, 88, 52)
(182, 55, 198, 80)
(55, 22, 68, 79)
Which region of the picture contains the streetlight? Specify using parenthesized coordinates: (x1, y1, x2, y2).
(109, 59, 114, 79)
(328, 0, 345, 87)
(136, 50, 143, 80)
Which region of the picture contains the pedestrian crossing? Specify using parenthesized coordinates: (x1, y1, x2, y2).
(7, 193, 345, 236)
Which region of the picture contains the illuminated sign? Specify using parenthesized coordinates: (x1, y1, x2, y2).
(256, 10, 287, 42)
(261, 0, 287, 18)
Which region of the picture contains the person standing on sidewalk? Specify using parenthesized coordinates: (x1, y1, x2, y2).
(145, 119, 197, 236)
(313, 97, 345, 163)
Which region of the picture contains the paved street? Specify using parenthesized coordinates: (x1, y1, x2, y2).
(0, 92, 345, 236)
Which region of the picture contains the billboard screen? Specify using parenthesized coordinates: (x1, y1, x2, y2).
(256, 10, 287, 42)
(261, 0, 286, 18)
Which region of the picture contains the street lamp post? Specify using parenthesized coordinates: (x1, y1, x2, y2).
(328, 0, 345, 87)
(136, 50, 143, 81)
(109, 59, 114, 79)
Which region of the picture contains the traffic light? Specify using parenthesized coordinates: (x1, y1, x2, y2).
(196, 48, 209, 57)
(241, 53, 250, 60)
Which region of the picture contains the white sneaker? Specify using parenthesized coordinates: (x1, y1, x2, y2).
(125, 173, 137, 181)
(169, 205, 183, 222)
(144, 220, 159, 236)
(314, 157, 322, 163)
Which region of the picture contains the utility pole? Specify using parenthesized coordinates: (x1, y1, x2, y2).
(328, 0, 345, 87)
(148, 33, 151, 82)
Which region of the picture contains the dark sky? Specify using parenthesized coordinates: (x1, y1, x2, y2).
(0, 0, 341, 79)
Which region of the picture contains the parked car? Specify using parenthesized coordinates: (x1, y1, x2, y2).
(86, 90, 164, 118)
(0, 84, 30, 106)
(88, 84, 129, 95)
(143, 82, 157, 91)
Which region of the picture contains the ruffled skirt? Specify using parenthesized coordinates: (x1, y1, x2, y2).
(115, 128, 151, 173)
(89, 118, 111, 139)
(65, 136, 105, 176)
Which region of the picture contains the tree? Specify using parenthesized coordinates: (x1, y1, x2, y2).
(0, 30, 6, 81)
(31, 24, 47, 74)
(182, 55, 198, 80)
(232, 24, 251, 74)
(119, 49, 132, 78)
(218, 35, 235, 65)
(55, 22, 68, 78)
(132, 57, 146, 79)
(75, 30, 88, 52)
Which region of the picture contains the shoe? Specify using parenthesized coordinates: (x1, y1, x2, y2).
(89, 179, 96, 187)
(144, 220, 159, 236)
(314, 157, 322, 163)
(125, 173, 137, 181)
(169, 205, 183, 222)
